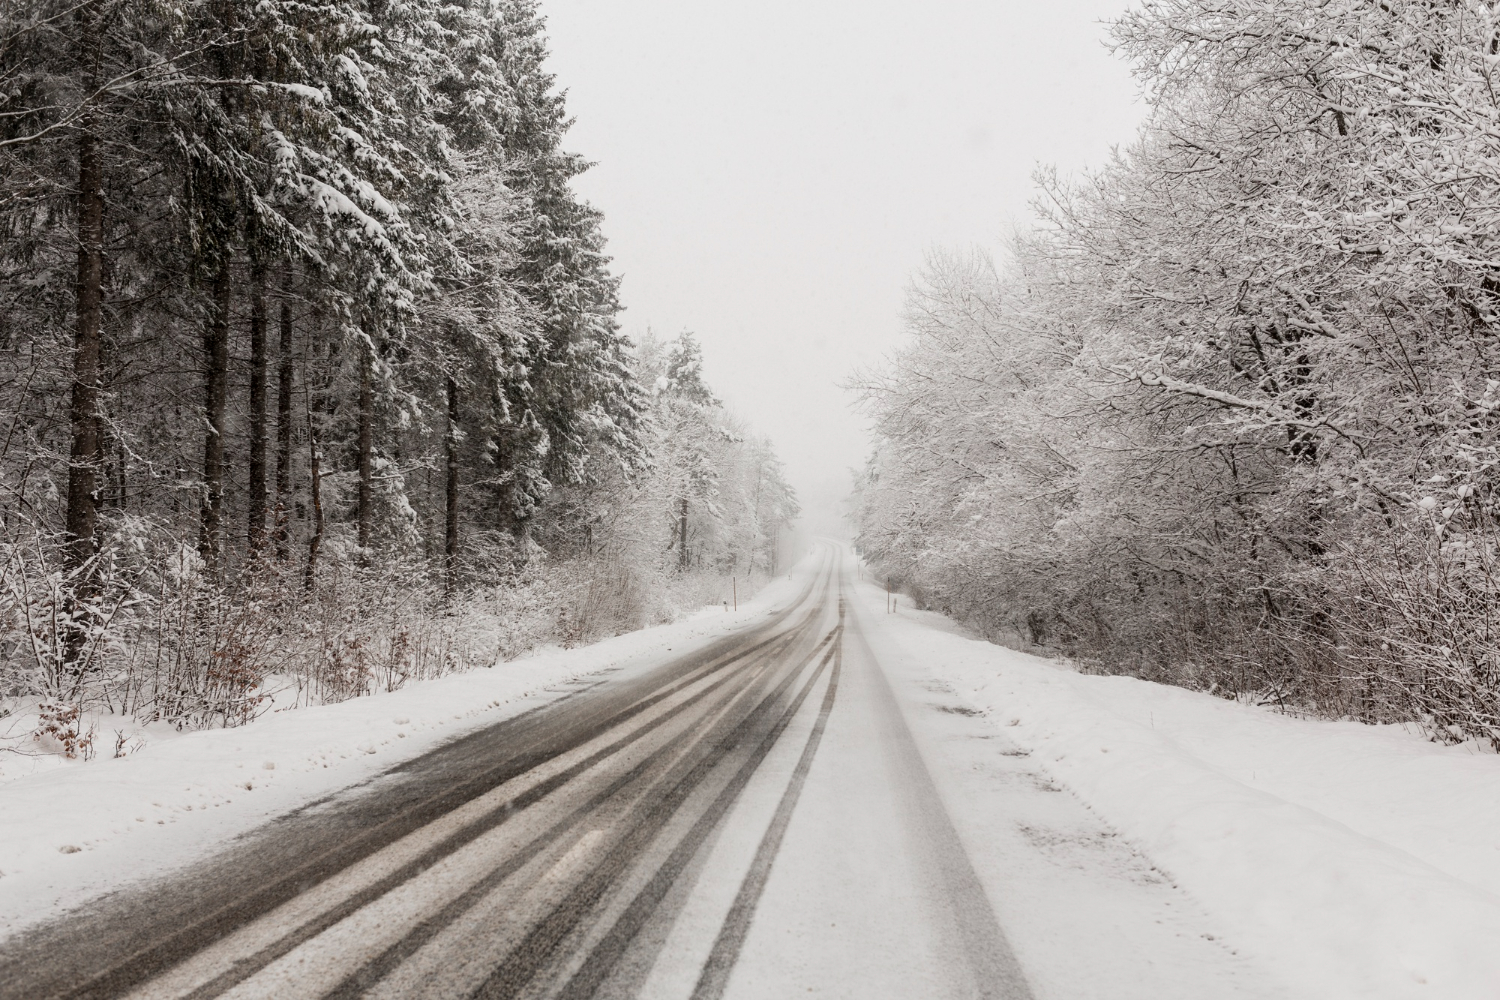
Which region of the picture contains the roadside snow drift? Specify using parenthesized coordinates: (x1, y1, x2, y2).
(858, 581, 1500, 1000)
(0, 573, 804, 937)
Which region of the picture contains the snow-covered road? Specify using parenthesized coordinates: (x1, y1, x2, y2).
(1, 543, 1493, 998)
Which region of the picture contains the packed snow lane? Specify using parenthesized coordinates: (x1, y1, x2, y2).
(0, 545, 1289, 999)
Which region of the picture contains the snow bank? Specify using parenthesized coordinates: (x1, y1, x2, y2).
(0, 569, 808, 937)
(857, 582, 1500, 1000)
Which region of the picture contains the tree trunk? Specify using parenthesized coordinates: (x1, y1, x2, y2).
(199, 258, 231, 577)
(304, 317, 327, 591)
(247, 258, 268, 553)
(304, 408, 324, 592)
(274, 299, 293, 561)
(98, 326, 122, 514)
(357, 329, 374, 552)
(62, 110, 105, 677)
(66, 117, 104, 579)
(677, 495, 689, 571)
(445, 376, 459, 593)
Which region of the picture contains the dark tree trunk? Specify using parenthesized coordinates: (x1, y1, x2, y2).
(304, 315, 327, 591)
(66, 118, 104, 579)
(357, 330, 373, 551)
(199, 258, 231, 576)
(98, 326, 121, 514)
(63, 108, 105, 678)
(445, 377, 459, 593)
(274, 299, 294, 561)
(247, 258, 268, 552)
(304, 408, 324, 592)
(677, 495, 689, 571)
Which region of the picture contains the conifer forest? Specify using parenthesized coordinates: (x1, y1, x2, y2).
(0, 1, 797, 739)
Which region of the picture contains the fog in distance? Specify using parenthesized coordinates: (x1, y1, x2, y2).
(543, 0, 1144, 536)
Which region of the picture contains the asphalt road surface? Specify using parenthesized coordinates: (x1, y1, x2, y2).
(0, 545, 1038, 1000)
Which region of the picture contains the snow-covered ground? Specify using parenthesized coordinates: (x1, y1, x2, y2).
(0, 572, 806, 938)
(7, 548, 1498, 1000)
(856, 578, 1500, 1000)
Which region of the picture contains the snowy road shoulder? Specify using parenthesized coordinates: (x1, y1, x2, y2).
(856, 579, 1500, 1000)
(0, 573, 806, 939)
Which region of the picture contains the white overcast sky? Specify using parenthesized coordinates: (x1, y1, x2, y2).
(541, 1, 1145, 535)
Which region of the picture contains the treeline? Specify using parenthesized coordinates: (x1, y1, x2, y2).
(853, 0, 1500, 748)
(0, 1, 795, 740)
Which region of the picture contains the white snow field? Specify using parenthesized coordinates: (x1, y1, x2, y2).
(854, 578, 1500, 1000)
(0, 572, 805, 938)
